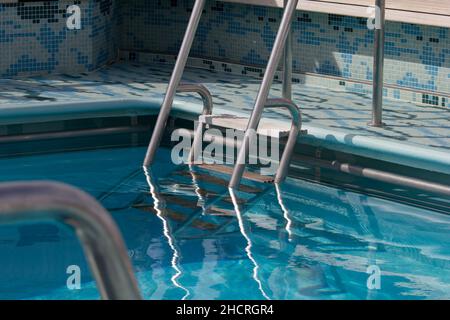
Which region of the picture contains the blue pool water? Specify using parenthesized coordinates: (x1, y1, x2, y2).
(0, 144, 449, 300)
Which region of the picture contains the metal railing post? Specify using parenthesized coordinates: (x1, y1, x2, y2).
(144, 0, 206, 166)
(176, 84, 214, 163)
(229, 0, 299, 189)
(282, 0, 293, 100)
(0, 181, 142, 300)
(264, 99, 301, 183)
(370, 0, 386, 127)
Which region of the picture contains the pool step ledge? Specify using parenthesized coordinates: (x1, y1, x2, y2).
(1, 98, 449, 176)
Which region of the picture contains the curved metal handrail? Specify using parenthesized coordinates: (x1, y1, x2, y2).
(265, 98, 301, 183)
(177, 83, 214, 164)
(143, 0, 207, 167)
(0, 181, 142, 300)
(144, 82, 213, 166)
(229, 98, 301, 188)
(228, 0, 300, 188)
(177, 83, 213, 116)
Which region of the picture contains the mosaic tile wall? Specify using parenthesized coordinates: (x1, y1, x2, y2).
(0, 0, 118, 77)
(1, 0, 448, 107)
(119, 0, 450, 104)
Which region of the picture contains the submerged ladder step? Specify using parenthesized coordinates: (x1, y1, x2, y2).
(132, 203, 220, 231)
(157, 194, 236, 216)
(175, 168, 265, 193)
(196, 164, 275, 184)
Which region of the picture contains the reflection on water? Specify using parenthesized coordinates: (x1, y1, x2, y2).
(133, 162, 450, 300)
(144, 167, 190, 300)
(0, 146, 449, 300)
(229, 188, 270, 300)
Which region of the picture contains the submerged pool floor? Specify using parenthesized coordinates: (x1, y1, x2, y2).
(0, 57, 449, 152)
(0, 145, 449, 300)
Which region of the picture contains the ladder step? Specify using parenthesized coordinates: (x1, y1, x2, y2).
(132, 204, 220, 231)
(175, 169, 264, 193)
(163, 191, 245, 210)
(163, 194, 199, 209)
(208, 206, 236, 217)
(199, 114, 291, 138)
(197, 164, 275, 184)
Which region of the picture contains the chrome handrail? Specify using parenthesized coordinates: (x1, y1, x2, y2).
(176, 84, 214, 163)
(370, 0, 386, 127)
(264, 98, 301, 183)
(177, 83, 213, 116)
(229, 0, 299, 188)
(282, 0, 293, 101)
(143, 0, 386, 188)
(143, 0, 207, 166)
(0, 181, 142, 300)
(229, 98, 301, 188)
(144, 82, 213, 165)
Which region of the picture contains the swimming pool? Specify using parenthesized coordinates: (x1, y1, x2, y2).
(0, 129, 449, 300)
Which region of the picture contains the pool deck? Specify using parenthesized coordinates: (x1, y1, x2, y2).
(0, 58, 449, 174)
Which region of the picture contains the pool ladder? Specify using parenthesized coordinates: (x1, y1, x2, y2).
(143, 0, 303, 189)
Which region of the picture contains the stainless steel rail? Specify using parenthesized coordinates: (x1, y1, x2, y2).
(143, 0, 207, 166)
(294, 155, 450, 197)
(229, 0, 300, 188)
(370, 0, 386, 127)
(176, 84, 214, 163)
(282, 0, 293, 101)
(265, 99, 301, 184)
(229, 98, 301, 188)
(177, 83, 213, 116)
(143, 0, 297, 166)
(144, 82, 213, 165)
(0, 181, 142, 300)
(144, 83, 213, 165)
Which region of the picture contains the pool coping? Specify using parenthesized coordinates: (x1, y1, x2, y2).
(1, 97, 449, 175)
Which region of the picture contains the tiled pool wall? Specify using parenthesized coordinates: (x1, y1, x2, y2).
(0, 0, 118, 77)
(119, 0, 449, 107)
(1, 0, 449, 107)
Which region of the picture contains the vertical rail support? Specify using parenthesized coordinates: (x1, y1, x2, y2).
(264, 99, 301, 184)
(143, 0, 206, 166)
(282, 0, 293, 101)
(229, 0, 299, 189)
(370, 0, 386, 127)
(176, 84, 214, 163)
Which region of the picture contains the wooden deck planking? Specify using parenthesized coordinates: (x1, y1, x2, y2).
(222, 0, 450, 27)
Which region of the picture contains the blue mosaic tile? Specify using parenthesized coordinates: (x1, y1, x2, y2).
(0, 0, 448, 106)
(119, 0, 449, 98)
(0, 54, 448, 152)
(0, 0, 118, 77)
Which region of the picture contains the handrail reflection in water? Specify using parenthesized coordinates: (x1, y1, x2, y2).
(275, 183, 293, 242)
(228, 188, 271, 300)
(143, 167, 190, 300)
